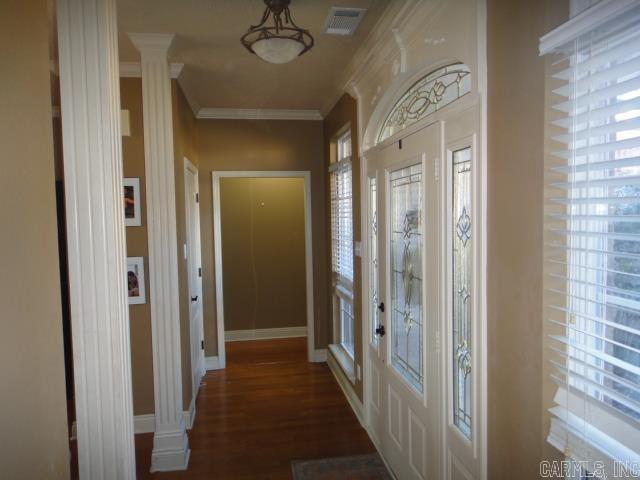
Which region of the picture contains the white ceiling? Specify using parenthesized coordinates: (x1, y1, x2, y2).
(117, 0, 394, 112)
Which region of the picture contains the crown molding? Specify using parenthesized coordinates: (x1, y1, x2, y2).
(320, 0, 436, 116)
(197, 108, 323, 121)
(119, 61, 184, 79)
(51, 61, 184, 79)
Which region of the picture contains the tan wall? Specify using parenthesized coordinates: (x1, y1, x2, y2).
(196, 119, 327, 355)
(487, 0, 568, 477)
(121, 78, 155, 416)
(220, 178, 307, 331)
(0, 1, 70, 478)
(120, 79, 199, 414)
(323, 94, 363, 401)
(172, 80, 199, 408)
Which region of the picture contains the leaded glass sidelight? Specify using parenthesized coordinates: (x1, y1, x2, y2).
(452, 147, 472, 438)
(378, 63, 471, 143)
(390, 164, 424, 392)
(369, 177, 380, 348)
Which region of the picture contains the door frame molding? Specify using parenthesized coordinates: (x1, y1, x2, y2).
(211, 170, 315, 366)
(184, 157, 205, 398)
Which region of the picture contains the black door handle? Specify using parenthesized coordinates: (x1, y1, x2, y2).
(191, 295, 198, 302)
(377, 302, 385, 313)
(375, 325, 386, 337)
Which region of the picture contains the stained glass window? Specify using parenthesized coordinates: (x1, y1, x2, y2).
(390, 164, 424, 392)
(369, 177, 379, 348)
(452, 147, 472, 438)
(378, 63, 471, 143)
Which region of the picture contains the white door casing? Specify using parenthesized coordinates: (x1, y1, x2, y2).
(211, 171, 316, 366)
(366, 123, 442, 480)
(362, 103, 485, 480)
(184, 158, 205, 399)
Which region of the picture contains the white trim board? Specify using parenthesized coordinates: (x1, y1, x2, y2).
(71, 403, 197, 438)
(205, 356, 222, 371)
(119, 61, 184, 79)
(211, 171, 316, 366)
(312, 349, 328, 363)
(50, 61, 185, 79)
(225, 326, 307, 342)
(327, 350, 365, 427)
(197, 108, 322, 121)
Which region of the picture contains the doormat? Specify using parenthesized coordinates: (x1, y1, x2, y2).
(291, 453, 392, 480)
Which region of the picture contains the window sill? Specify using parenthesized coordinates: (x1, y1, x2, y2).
(328, 343, 356, 384)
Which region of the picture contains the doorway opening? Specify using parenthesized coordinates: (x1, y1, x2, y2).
(211, 171, 315, 366)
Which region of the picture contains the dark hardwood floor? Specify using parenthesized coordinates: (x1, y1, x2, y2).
(133, 337, 376, 479)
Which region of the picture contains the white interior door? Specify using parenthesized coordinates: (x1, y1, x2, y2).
(366, 123, 442, 480)
(184, 159, 205, 396)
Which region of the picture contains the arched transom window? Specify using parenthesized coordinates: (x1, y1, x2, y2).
(377, 63, 471, 143)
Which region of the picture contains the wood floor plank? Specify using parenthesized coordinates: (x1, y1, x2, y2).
(133, 337, 376, 479)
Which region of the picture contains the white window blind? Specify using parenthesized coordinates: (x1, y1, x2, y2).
(542, 1, 640, 470)
(330, 132, 354, 286)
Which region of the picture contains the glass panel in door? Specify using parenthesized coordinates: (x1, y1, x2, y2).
(389, 164, 424, 393)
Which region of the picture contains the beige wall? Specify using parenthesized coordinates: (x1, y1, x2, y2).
(121, 78, 155, 416)
(487, 0, 568, 477)
(196, 119, 327, 355)
(220, 178, 307, 332)
(120, 78, 199, 415)
(323, 93, 364, 401)
(0, 1, 70, 478)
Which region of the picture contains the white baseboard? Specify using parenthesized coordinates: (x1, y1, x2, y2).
(311, 348, 327, 363)
(134, 414, 156, 434)
(205, 355, 222, 370)
(73, 404, 198, 437)
(225, 326, 307, 342)
(327, 350, 365, 427)
(183, 393, 196, 430)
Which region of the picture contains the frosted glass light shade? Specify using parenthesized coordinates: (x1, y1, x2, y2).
(252, 38, 305, 64)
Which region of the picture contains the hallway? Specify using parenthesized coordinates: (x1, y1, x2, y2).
(133, 338, 376, 479)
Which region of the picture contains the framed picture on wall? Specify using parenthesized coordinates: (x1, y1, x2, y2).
(127, 256, 146, 305)
(123, 177, 142, 227)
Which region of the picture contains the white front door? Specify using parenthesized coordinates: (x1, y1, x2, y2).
(365, 108, 483, 480)
(366, 123, 442, 480)
(184, 159, 204, 396)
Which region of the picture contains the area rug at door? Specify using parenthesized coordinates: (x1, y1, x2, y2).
(291, 453, 392, 480)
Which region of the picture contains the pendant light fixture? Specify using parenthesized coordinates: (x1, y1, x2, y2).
(241, 0, 314, 64)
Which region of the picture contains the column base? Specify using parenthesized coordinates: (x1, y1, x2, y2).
(150, 423, 190, 472)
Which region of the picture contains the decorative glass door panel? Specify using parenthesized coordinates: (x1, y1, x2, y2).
(369, 176, 380, 348)
(389, 164, 424, 393)
(452, 147, 472, 438)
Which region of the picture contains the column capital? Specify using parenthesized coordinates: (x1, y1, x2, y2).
(128, 32, 175, 58)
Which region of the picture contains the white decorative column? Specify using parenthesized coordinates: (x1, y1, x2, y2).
(128, 33, 190, 472)
(57, 0, 136, 479)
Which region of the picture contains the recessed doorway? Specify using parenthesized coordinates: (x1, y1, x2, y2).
(211, 171, 315, 366)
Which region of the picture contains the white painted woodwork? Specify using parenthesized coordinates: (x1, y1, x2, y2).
(184, 158, 205, 401)
(366, 123, 442, 480)
(128, 32, 190, 472)
(211, 171, 316, 365)
(56, 0, 136, 478)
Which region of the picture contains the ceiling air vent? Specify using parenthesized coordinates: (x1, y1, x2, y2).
(323, 7, 367, 36)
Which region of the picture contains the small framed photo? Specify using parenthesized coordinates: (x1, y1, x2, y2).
(127, 257, 146, 305)
(123, 178, 142, 227)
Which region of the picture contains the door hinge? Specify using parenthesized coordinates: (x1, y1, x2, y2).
(434, 156, 440, 182)
(201, 340, 204, 350)
(198, 267, 202, 277)
(435, 330, 441, 354)
(398, 138, 403, 150)
(195, 193, 199, 203)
